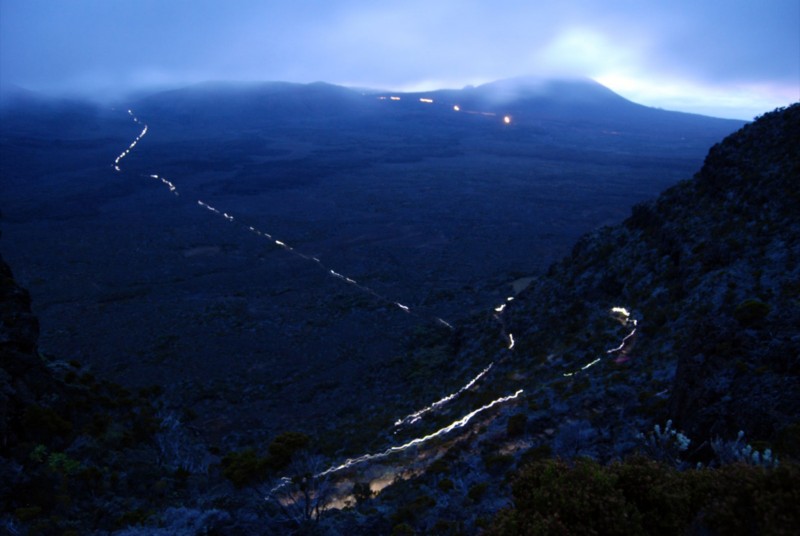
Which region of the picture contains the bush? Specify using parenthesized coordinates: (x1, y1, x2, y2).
(733, 298, 771, 327)
(221, 448, 268, 488)
(487, 458, 800, 535)
(506, 414, 527, 438)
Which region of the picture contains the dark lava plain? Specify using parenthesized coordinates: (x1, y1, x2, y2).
(0, 80, 744, 448)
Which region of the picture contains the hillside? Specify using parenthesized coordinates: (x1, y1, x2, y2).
(0, 78, 745, 454)
(2, 100, 798, 533)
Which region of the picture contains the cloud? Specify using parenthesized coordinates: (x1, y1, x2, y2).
(0, 0, 797, 117)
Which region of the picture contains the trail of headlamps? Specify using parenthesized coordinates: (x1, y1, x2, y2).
(268, 388, 524, 496)
(111, 99, 638, 503)
(393, 362, 495, 429)
(562, 306, 638, 377)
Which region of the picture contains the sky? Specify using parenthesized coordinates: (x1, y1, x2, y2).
(1, 0, 798, 119)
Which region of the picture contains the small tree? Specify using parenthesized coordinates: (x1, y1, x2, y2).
(268, 453, 332, 533)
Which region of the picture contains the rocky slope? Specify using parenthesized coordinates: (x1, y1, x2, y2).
(502, 103, 800, 452)
(341, 104, 800, 533)
(1, 105, 797, 534)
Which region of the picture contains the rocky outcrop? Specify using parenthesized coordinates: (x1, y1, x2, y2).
(496, 104, 800, 453)
(0, 252, 52, 451)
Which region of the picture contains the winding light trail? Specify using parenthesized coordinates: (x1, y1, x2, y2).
(112, 110, 456, 327)
(110, 100, 637, 503)
(113, 110, 147, 171)
(394, 362, 494, 428)
(268, 388, 524, 496)
(563, 306, 638, 377)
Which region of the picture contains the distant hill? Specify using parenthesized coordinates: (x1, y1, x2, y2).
(116, 77, 745, 133)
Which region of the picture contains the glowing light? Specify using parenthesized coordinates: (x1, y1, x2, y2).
(396, 303, 410, 312)
(611, 307, 630, 318)
(149, 174, 178, 195)
(312, 389, 524, 480)
(453, 105, 460, 111)
(112, 110, 148, 171)
(395, 363, 494, 427)
(503, 115, 512, 124)
(494, 304, 506, 313)
(419, 98, 433, 103)
(508, 333, 515, 350)
(436, 318, 454, 330)
(390, 96, 401, 101)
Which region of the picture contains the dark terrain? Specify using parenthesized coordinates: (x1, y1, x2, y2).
(1, 81, 798, 534)
(0, 78, 743, 445)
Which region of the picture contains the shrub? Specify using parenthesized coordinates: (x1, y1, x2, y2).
(221, 448, 269, 488)
(487, 458, 800, 535)
(733, 298, 771, 327)
(506, 414, 527, 438)
(267, 431, 310, 470)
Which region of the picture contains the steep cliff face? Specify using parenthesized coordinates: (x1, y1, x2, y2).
(0, 252, 51, 451)
(497, 104, 799, 454)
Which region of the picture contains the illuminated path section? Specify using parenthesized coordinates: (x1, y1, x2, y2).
(563, 306, 638, 377)
(149, 174, 179, 196)
(194, 197, 450, 323)
(112, 110, 455, 328)
(113, 110, 148, 171)
(394, 362, 494, 428)
(378, 94, 513, 126)
(268, 388, 524, 495)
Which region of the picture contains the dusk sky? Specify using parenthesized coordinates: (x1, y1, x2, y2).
(1, 0, 798, 119)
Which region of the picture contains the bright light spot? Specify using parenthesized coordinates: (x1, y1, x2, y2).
(396, 302, 410, 312)
(390, 96, 401, 101)
(508, 333, 515, 350)
(494, 304, 506, 313)
(311, 389, 524, 480)
(503, 115, 512, 124)
(611, 307, 630, 317)
(419, 98, 433, 103)
(437, 318, 454, 329)
(395, 363, 494, 428)
(453, 105, 460, 111)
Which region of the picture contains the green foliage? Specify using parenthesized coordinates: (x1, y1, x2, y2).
(490, 458, 641, 535)
(221, 431, 311, 487)
(467, 482, 489, 502)
(221, 448, 269, 488)
(733, 298, 771, 327)
(437, 478, 454, 492)
(352, 481, 373, 505)
(267, 431, 310, 470)
(22, 405, 73, 442)
(488, 458, 800, 535)
(47, 452, 81, 475)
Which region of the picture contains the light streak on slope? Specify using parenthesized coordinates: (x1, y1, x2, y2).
(436, 318, 453, 329)
(149, 174, 179, 196)
(507, 333, 515, 350)
(310, 389, 523, 483)
(113, 110, 148, 171)
(563, 306, 638, 377)
(394, 363, 494, 428)
(111, 109, 458, 332)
